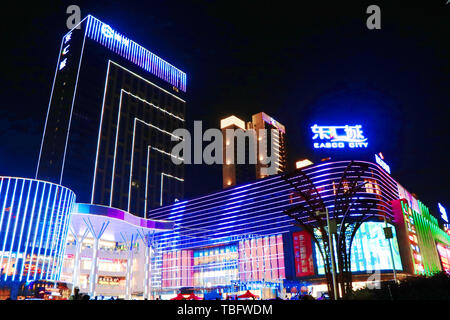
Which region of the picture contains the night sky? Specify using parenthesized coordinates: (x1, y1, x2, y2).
(0, 1, 448, 213)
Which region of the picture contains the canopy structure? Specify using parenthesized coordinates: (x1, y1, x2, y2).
(69, 203, 174, 242)
(67, 203, 175, 300)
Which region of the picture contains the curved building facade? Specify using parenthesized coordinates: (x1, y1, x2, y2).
(61, 203, 173, 299)
(148, 160, 399, 251)
(147, 160, 447, 299)
(0, 177, 75, 283)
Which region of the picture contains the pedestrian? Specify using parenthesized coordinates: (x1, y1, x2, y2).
(69, 287, 81, 300)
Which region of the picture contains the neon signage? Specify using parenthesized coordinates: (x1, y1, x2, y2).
(438, 203, 448, 223)
(311, 124, 368, 149)
(85, 15, 186, 92)
(100, 24, 130, 47)
(375, 153, 391, 174)
(59, 32, 72, 70)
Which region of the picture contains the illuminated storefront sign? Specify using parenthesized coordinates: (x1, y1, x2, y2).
(292, 231, 315, 277)
(311, 124, 368, 149)
(98, 276, 123, 285)
(438, 203, 448, 223)
(400, 200, 425, 274)
(392, 199, 450, 276)
(375, 153, 391, 174)
(436, 243, 450, 274)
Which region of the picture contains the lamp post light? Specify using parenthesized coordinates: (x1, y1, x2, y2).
(316, 208, 338, 300)
(383, 216, 397, 283)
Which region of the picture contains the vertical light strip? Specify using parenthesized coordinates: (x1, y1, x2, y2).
(4, 179, 25, 280)
(34, 184, 53, 280)
(45, 187, 65, 279)
(41, 184, 59, 280)
(49, 188, 67, 280)
(14, 180, 32, 281)
(0, 178, 11, 279)
(109, 88, 123, 206)
(160, 174, 164, 207)
(35, 36, 65, 179)
(27, 183, 47, 281)
(145, 146, 151, 218)
(0, 179, 18, 278)
(52, 189, 70, 281)
(56, 192, 73, 280)
(0, 178, 11, 241)
(59, 19, 88, 184)
(91, 60, 112, 204)
(21, 181, 40, 282)
(127, 118, 137, 212)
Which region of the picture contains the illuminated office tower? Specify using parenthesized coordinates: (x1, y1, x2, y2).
(220, 116, 256, 188)
(251, 112, 287, 179)
(36, 16, 186, 217)
(220, 112, 286, 188)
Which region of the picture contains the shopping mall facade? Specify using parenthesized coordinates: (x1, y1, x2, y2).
(2, 159, 448, 299)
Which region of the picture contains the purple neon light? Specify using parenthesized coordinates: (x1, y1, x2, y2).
(85, 15, 186, 92)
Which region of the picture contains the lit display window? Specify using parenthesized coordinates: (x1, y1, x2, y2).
(315, 221, 403, 274)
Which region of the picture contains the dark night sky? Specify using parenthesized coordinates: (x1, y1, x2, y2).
(0, 1, 448, 212)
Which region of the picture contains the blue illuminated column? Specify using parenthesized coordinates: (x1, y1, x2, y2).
(137, 229, 156, 300)
(82, 218, 109, 297)
(69, 227, 89, 294)
(120, 232, 137, 300)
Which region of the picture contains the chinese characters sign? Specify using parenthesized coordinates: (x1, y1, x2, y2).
(311, 124, 368, 149)
(292, 231, 315, 277)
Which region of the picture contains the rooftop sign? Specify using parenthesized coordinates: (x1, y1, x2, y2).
(311, 124, 368, 149)
(85, 15, 186, 92)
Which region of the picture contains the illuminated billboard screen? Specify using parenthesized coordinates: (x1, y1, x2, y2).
(436, 243, 450, 274)
(315, 221, 403, 274)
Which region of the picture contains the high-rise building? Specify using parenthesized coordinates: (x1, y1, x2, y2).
(36, 16, 186, 217)
(251, 112, 287, 179)
(220, 116, 256, 188)
(220, 112, 287, 188)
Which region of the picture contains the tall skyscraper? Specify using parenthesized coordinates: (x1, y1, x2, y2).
(220, 112, 287, 188)
(36, 16, 186, 217)
(251, 112, 287, 179)
(220, 115, 256, 188)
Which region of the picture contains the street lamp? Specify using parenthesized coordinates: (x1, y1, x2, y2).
(383, 216, 398, 283)
(315, 208, 338, 300)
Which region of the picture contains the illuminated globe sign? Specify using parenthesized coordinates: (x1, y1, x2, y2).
(311, 124, 368, 149)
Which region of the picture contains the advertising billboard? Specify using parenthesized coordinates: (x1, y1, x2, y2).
(314, 221, 403, 274)
(292, 231, 315, 277)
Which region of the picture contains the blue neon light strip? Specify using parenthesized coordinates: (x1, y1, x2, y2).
(85, 15, 186, 92)
(149, 161, 400, 253)
(0, 177, 75, 283)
